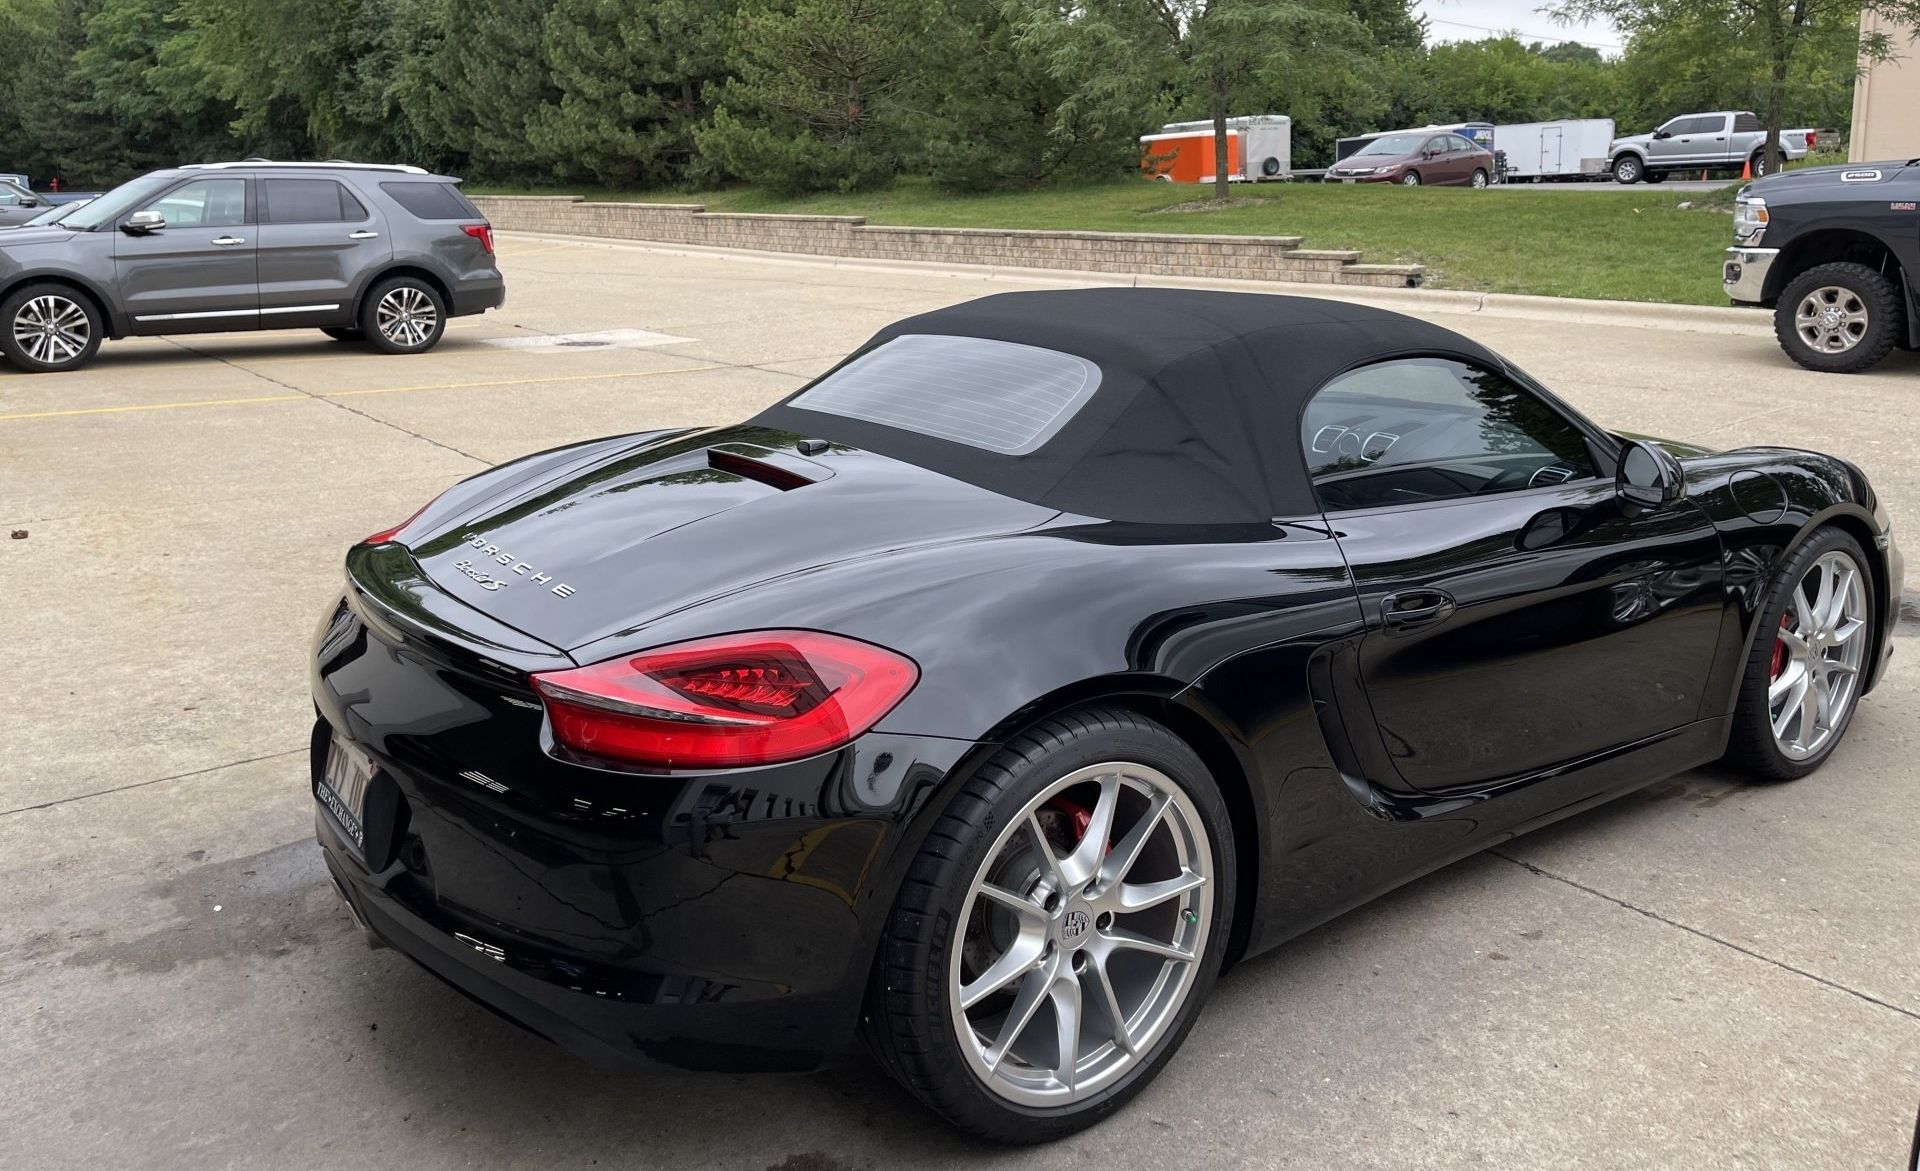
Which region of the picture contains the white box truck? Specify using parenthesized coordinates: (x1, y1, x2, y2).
(1496, 119, 1615, 181)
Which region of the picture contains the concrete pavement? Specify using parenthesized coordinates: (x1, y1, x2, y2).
(2, 234, 1916, 1170)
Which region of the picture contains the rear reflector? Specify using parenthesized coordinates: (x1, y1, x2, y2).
(530, 630, 918, 769)
(463, 223, 495, 254)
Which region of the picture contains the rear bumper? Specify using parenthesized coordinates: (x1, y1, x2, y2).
(449, 273, 505, 317)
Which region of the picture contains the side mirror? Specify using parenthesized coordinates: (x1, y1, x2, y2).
(1616, 439, 1684, 513)
(18, 197, 37, 208)
(123, 209, 166, 234)
(1652, 130, 1672, 140)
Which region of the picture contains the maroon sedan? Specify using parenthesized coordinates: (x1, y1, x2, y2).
(1327, 131, 1495, 187)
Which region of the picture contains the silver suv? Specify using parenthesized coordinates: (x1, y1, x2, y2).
(0, 161, 504, 373)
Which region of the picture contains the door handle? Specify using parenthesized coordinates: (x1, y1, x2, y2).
(211, 236, 246, 246)
(348, 230, 380, 240)
(1381, 589, 1457, 631)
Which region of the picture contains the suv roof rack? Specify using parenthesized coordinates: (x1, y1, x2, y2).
(179, 160, 431, 175)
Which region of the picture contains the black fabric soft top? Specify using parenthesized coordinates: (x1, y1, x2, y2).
(752, 287, 1504, 523)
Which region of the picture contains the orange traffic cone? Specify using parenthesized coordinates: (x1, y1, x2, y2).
(1741, 157, 1753, 180)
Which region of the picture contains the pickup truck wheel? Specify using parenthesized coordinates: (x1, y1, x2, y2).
(1642, 169, 1666, 183)
(1774, 262, 1901, 374)
(1751, 152, 1769, 177)
(1612, 155, 1643, 184)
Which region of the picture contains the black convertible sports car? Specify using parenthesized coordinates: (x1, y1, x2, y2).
(312, 289, 1899, 1142)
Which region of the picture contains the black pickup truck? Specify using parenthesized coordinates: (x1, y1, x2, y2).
(1724, 159, 1920, 373)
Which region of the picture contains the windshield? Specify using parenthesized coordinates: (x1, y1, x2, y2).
(60, 173, 178, 231)
(25, 199, 89, 227)
(1354, 134, 1427, 158)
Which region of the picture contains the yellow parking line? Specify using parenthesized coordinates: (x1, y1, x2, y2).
(0, 364, 725, 422)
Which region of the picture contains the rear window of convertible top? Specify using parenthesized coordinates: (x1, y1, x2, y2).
(789, 334, 1102, 455)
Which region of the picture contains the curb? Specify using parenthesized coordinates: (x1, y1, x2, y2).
(495, 230, 1773, 337)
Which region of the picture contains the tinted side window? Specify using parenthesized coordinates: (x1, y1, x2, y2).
(263, 179, 366, 224)
(146, 178, 246, 227)
(381, 181, 480, 220)
(1423, 136, 1448, 154)
(1682, 116, 1723, 135)
(1732, 113, 1761, 132)
(0, 187, 19, 206)
(1301, 358, 1597, 513)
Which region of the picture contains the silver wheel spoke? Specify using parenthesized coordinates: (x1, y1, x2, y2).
(1087, 952, 1135, 1056)
(985, 964, 1053, 1071)
(1098, 791, 1170, 892)
(1059, 776, 1117, 890)
(1049, 973, 1082, 1092)
(1114, 868, 1208, 913)
(1771, 673, 1807, 742)
(1103, 927, 1196, 964)
(1024, 812, 1064, 891)
(961, 933, 1046, 1010)
(1769, 658, 1807, 704)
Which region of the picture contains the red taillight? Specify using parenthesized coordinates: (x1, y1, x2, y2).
(530, 630, 919, 770)
(361, 502, 429, 546)
(1805, 132, 1816, 148)
(463, 223, 494, 254)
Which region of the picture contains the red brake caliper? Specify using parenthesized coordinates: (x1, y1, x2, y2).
(1045, 797, 1093, 846)
(1770, 611, 1793, 680)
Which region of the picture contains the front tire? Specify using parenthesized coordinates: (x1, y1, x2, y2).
(1612, 155, 1643, 184)
(1722, 528, 1874, 780)
(1400, 171, 1421, 186)
(359, 276, 447, 355)
(1773, 262, 1901, 374)
(1, 283, 103, 373)
(866, 707, 1235, 1143)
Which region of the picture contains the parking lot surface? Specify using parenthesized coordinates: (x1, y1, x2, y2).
(3, 235, 1917, 1170)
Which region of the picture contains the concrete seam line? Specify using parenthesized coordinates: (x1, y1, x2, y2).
(1, 748, 308, 818)
(1491, 849, 1920, 1023)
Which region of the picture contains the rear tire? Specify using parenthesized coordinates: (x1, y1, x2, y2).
(358, 275, 446, 355)
(1470, 169, 1489, 189)
(1722, 527, 1874, 779)
(865, 706, 1235, 1143)
(0, 282, 103, 373)
(1612, 155, 1643, 184)
(1773, 262, 1901, 374)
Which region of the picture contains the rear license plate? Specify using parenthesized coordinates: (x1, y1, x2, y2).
(318, 737, 375, 849)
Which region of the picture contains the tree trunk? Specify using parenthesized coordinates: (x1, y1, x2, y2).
(1762, 1, 1788, 175)
(1211, 50, 1229, 203)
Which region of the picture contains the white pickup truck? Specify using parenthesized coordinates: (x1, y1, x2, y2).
(1608, 111, 1811, 184)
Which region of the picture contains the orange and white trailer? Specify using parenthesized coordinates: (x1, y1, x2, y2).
(1140, 115, 1292, 183)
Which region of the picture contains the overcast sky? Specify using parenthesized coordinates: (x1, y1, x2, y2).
(1415, 0, 1626, 54)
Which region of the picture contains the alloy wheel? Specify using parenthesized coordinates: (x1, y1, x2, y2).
(376, 286, 438, 348)
(949, 763, 1212, 1108)
(1794, 286, 1869, 354)
(1769, 549, 1867, 760)
(1471, 170, 1488, 189)
(12, 294, 89, 366)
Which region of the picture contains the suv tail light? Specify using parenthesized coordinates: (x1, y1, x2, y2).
(530, 630, 919, 770)
(462, 223, 495, 254)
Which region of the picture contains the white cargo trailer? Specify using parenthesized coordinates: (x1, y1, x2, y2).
(1495, 119, 1615, 181)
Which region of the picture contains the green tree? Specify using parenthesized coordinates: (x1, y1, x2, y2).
(1010, 0, 1366, 202)
(527, 0, 735, 187)
(695, 0, 919, 194)
(427, 0, 556, 179)
(1555, 0, 1920, 170)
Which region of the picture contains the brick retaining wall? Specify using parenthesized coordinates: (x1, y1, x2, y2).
(469, 196, 1425, 289)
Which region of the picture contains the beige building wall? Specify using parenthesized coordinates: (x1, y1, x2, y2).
(1850, 12, 1920, 161)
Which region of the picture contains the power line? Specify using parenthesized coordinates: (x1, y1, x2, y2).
(1421, 15, 1625, 51)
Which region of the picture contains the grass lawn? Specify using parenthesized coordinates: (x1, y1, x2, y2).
(471, 177, 1745, 306)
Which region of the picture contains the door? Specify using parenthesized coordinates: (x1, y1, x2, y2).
(1418, 136, 1453, 182)
(1541, 126, 1563, 175)
(255, 177, 392, 329)
(1300, 357, 1725, 792)
(113, 176, 258, 333)
(1449, 134, 1483, 183)
(1667, 115, 1727, 166)
(1647, 117, 1696, 167)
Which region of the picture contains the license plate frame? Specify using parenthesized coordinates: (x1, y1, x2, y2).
(318, 736, 376, 850)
